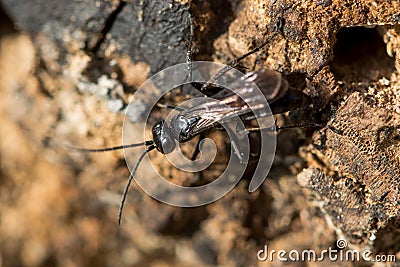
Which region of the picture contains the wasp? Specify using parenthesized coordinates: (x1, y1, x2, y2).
(70, 17, 313, 227)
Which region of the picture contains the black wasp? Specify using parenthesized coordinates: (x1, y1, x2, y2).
(71, 18, 313, 227)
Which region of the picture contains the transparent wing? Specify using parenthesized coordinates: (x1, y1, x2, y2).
(179, 69, 286, 139)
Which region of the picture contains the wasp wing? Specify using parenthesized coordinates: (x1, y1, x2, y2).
(179, 69, 287, 139)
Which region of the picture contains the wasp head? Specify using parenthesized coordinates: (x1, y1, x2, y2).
(152, 120, 176, 154)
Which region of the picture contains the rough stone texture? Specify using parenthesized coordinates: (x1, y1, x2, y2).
(298, 90, 400, 252)
(1, 0, 400, 266)
(102, 0, 191, 74)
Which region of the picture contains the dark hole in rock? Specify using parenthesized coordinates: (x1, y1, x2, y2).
(0, 3, 17, 35)
(191, 0, 236, 58)
(331, 26, 395, 81)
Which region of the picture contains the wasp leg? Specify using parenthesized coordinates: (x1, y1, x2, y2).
(190, 133, 206, 161)
(245, 123, 324, 133)
(156, 103, 186, 112)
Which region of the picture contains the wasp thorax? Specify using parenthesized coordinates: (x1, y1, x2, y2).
(170, 114, 190, 138)
(152, 120, 176, 154)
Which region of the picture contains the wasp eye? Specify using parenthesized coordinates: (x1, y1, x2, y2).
(160, 135, 176, 154)
(152, 120, 176, 154)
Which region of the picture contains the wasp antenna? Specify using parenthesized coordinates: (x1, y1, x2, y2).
(186, 11, 194, 82)
(118, 145, 156, 227)
(67, 140, 154, 153)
